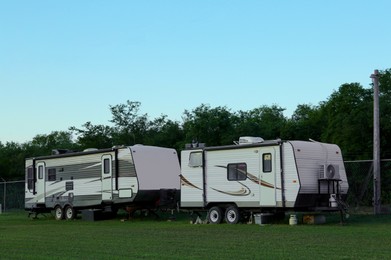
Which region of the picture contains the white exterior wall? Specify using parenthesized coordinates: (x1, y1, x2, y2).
(289, 141, 349, 195)
(43, 153, 104, 198)
(25, 152, 112, 207)
(281, 143, 300, 207)
(205, 147, 261, 207)
(25, 148, 139, 209)
(181, 144, 290, 209)
(180, 140, 349, 211)
(131, 145, 180, 190)
(116, 148, 138, 197)
(180, 149, 204, 207)
(25, 159, 35, 203)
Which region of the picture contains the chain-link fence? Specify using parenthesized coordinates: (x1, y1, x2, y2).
(1, 159, 391, 213)
(0, 180, 25, 212)
(345, 159, 391, 212)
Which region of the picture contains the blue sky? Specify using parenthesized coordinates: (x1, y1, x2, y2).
(1, 0, 390, 143)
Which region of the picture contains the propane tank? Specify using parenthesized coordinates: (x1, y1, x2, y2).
(289, 214, 297, 225)
(329, 194, 338, 208)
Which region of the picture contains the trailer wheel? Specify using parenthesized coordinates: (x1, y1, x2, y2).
(64, 205, 76, 220)
(225, 206, 240, 224)
(54, 206, 64, 220)
(207, 207, 223, 224)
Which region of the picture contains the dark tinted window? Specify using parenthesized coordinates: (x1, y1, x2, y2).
(48, 168, 56, 181)
(263, 153, 272, 172)
(227, 163, 247, 181)
(104, 158, 111, 174)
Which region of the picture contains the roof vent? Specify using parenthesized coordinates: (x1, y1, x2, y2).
(238, 136, 264, 145)
(52, 149, 75, 155)
(83, 148, 98, 152)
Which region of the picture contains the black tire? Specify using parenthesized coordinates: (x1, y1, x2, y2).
(54, 205, 64, 220)
(64, 205, 76, 220)
(225, 205, 240, 224)
(207, 206, 223, 224)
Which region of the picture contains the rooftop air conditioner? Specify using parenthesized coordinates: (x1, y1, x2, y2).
(319, 164, 340, 180)
(238, 136, 264, 145)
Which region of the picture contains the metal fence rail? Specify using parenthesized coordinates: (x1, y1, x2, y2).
(0, 180, 25, 212)
(1, 159, 391, 212)
(344, 159, 391, 210)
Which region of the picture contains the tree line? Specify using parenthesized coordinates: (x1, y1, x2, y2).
(1, 69, 391, 181)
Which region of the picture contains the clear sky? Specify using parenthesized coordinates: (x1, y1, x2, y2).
(1, 0, 390, 143)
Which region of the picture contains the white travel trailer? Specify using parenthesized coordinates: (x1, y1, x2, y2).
(180, 137, 349, 224)
(25, 145, 180, 220)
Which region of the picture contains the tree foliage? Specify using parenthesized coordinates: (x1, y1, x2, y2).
(378, 69, 391, 158)
(70, 122, 113, 149)
(0, 142, 25, 180)
(109, 101, 149, 145)
(182, 104, 235, 146)
(2, 69, 391, 181)
(282, 104, 323, 141)
(320, 83, 373, 160)
(144, 115, 184, 151)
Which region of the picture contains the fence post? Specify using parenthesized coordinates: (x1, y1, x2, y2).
(0, 177, 5, 213)
(371, 69, 381, 215)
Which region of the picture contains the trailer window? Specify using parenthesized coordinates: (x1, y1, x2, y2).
(48, 168, 56, 181)
(263, 153, 272, 172)
(227, 163, 247, 181)
(38, 165, 44, 179)
(27, 167, 34, 190)
(188, 152, 203, 167)
(103, 158, 111, 174)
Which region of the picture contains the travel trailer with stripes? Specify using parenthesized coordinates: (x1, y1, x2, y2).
(25, 145, 180, 220)
(25, 137, 349, 223)
(180, 137, 349, 224)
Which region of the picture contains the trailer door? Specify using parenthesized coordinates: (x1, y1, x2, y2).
(35, 162, 46, 203)
(102, 155, 113, 201)
(259, 147, 277, 207)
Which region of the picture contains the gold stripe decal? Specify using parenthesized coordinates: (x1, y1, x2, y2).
(180, 174, 202, 190)
(247, 172, 280, 189)
(217, 165, 281, 190)
(211, 182, 251, 196)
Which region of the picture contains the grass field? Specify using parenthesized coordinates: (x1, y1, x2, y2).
(1, 210, 390, 260)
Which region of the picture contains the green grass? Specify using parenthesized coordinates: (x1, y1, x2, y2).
(1, 211, 391, 259)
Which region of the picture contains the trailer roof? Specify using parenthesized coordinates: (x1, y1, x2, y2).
(187, 139, 283, 152)
(26, 147, 118, 161)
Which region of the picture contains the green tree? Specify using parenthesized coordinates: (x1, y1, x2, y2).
(70, 122, 113, 149)
(234, 105, 287, 140)
(283, 104, 323, 140)
(0, 131, 78, 180)
(378, 69, 391, 158)
(110, 101, 149, 145)
(251, 105, 286, 140)
(145, 115, 184, 150)
(320, 83, 373, 160)
(0, 142, 25, 180)
(26, 131, 78, 156)
(182, 104, 235, 146)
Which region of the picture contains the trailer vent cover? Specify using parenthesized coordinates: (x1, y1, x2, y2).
(238, 136, 264, 144)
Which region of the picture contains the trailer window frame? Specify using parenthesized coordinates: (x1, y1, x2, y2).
(103, 158, 111, 174)
(188, 151, 203, 167)
(38, 165, 44, 180)
(27, 167, 34, 190)
(227, 163, 247, 181)
(48, 168, 56, 181)
(263, 153, 272, 173)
